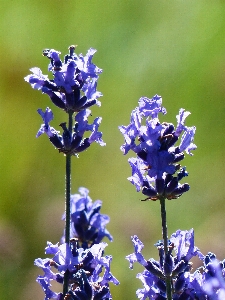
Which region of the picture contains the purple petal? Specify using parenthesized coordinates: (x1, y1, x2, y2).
(179, 126, 197, 155)
(175, 108, 191, 137)
(138, 95, 166, 118)
(126, 235, 147, 269)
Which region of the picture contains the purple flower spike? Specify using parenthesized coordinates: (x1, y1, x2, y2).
(119, 95, 197, 201)
(25, 46, 102, 113)
(62, 187, 112, 247)
(36, 108, 105, 155)
(35, 240, 119, 299)
(127, 229, 222, 299)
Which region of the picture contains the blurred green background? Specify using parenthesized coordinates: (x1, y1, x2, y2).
(0, 0, 225, 299)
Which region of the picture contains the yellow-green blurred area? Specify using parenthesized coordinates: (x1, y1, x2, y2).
(0, 0, 225, 299)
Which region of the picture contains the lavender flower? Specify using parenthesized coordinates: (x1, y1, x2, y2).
(25, 46, 105, 155)
(126, 229, 209, 299)
(35, 240, 119, 300)
(27, 45, 113, 298)
(35, 187, 118, 299)
(203, 254, 225, 300)
(119, 95, 196, 201)
(36, 107, 105, 155)
(61, 187, 113, 247)
(25, 46, 102, 113)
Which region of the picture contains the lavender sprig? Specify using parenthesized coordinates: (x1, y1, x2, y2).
(25, 46, 105, 156)
(24, 46, 102, 113)
(119, 95, 196, 299)
(25, 46, 111, 298)
(119, 95, 196, 201)
(35, 241, 118, 300)
(126, 229, 225, 299)
(35, 188, 119, 300)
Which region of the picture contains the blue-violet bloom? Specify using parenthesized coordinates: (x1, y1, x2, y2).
(35, 240, 119, 300)
(36, 107, 105, 155)
(125, 229, 218, 300)
(203, 254, 225, 300)
(119, 95, 196, 201)
(61, 187, 113, 248)
(25, 46, 102, 113)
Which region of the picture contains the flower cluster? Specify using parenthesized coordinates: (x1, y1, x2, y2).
(25, 46, 104, 155)
(61, 187, 113, 247)
(25, 45, 225, 300)
(127, 229, 225, 299)
(36, 188, 119, 300)
(36, 107, 105, 155)
(119, 95, 196, 200)
(25, 47, 119, 299)
(25, 46, 102, 113)
(203, 254, 225, 300)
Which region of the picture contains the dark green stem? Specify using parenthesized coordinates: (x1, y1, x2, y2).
(159, 197, 168, 255)
(160, 197, 172, 300)
(65, 152, 72, 243)
(63, 110, 73, 295)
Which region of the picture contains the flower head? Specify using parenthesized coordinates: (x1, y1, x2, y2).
(126, 229, 210, 300)
(203, 255, 225, 300)
(36, 108, 105, 155)
(35, 240, 119, 300)
(25, 46, 102, 113)
(62, 187, 112, 248)
(119, 95, 196, 201)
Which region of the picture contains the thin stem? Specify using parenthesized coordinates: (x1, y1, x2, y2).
(159, 197, 168, 255)
(160, 197, 172, 300)
(65, 152, 72, 243)
(63, 110, 73, 295)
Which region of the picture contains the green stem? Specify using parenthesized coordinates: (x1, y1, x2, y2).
(160, 197, 172, 300)
(63, 111, 73, 295)
(65, 152, 72, 243)
(159, 197, 168, 255)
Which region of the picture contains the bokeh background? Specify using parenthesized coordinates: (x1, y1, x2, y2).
(0, 1, 225, 299)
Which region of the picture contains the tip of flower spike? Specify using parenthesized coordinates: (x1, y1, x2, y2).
(68, 45, 77, 49)
(138, 95, 167, 118)
(26, 45, 103, 113)
(68, 45, 78, 58)
(61, 187, 113, 245)
(42, 48, 61, 57)
(68, 45, 77, 50)
(42, 49, 51, 57)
